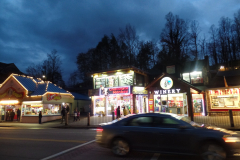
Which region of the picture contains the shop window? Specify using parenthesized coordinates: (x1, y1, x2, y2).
(119, 74, 133, 86)
(182, 73, 190, 83)
(106, 76, 118, 87)
(210, 89, 240, 109)
(95, 78, 106, 89)
(43, 104, 61, 115)
(135, 73, 145, 86)
(24, 105, 43, 116)
(190, 71, 203, 84)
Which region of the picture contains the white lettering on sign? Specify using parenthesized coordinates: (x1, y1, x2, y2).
(153, 89, 181, 95)
(154, 90, 159, 94)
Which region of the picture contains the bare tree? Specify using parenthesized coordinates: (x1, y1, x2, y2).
(118, 24, 139, 66)
(160, 12, 189, 63)
(190, 20, 201, 60)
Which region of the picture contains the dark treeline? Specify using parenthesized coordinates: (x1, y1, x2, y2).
(71, 10, 240, 87)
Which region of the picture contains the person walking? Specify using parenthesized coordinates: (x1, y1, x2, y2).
(65, 105, 69, 126)
(6, 111, 9, 121)
(61, 107, 65, 124)
(117, 106, 120, 119)
(10, 110, 14, 121)
(73, 109, 77, 122)
(39, 111, 42, 124)
(77, 110, 80, 121)
(17, 109, 21, 121)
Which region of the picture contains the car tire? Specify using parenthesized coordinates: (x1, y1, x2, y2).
(111, 138, 130, 156)
(201, 142, 227, 160)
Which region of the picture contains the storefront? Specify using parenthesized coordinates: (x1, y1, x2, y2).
(0, 74, 74, 123)
(133, 87, 148, 114)
(91, 86, 133, 116)
(206, 87, 240, 112)
(146, 73, 205, 119)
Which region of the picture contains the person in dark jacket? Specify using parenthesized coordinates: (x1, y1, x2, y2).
(117, 106, 120, 119)
(10, 110, 15, 121)
(6, 111, 9, 121)
(17, 109, 21, 121)
(39, 111, 42, 124)
(61, 107, 65, 124)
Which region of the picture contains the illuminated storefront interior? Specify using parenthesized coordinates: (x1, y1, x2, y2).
(182, 71, 203, 84)
(209, 88, 240, 110)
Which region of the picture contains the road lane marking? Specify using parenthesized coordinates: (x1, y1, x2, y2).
(151, 153, 161, 160)
(41, 139, 96, 160)
(0, 137, 87, 143)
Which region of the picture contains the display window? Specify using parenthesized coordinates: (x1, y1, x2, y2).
(209, 89, 240, 109)
(23, 104, 61, 116)
(135, 95, 148, 114)
(154, 93, 187, 115)
(192, 94, 204, 115)
(190, 71, 203, 84)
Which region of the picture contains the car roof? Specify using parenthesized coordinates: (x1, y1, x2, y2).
(129, 113, 173, 118)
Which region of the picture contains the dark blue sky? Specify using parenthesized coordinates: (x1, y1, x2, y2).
(0, 0, 240, 83)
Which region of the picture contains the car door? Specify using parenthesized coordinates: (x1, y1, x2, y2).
(154, 116, 195, 153)
(122, 116, 159, 151)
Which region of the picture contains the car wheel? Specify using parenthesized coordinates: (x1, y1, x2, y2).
(201, 143, 227, 160)
(111, 138, 130, 156)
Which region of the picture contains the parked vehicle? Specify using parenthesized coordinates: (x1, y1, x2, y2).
(96, 113, 240, 160)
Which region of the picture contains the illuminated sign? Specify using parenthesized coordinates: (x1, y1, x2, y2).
(47, 94, 62, 101)
(149, 99, 154, 112)
(160, 77, 173, 89)
(132, 87, 148, 94)
(154, 89, 181, 95)
(100, 86, 130, 95)
(0, 87, 24, 99)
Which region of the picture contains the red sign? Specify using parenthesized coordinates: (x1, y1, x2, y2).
(100, 87, 130, 95)
(0, 87, 24, 99)
(149, 99, 154, 112)
(47, 93, 62, 101)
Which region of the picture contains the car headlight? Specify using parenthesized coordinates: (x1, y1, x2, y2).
(223, 136, 240, 143)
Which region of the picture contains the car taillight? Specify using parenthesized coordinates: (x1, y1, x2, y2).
(97, 128, 103, 132)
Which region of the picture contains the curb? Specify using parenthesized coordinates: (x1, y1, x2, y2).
(52, 125, 99, 129)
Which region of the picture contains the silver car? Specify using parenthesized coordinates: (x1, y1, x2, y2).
(96, 113, 240, 160)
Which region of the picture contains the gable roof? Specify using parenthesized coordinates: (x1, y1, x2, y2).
(1, 74, 72, 96)
(145, 72, 204, 93)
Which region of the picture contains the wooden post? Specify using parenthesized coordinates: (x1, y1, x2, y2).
(87, 112, 90, 126)
(187, 88, 194, 121)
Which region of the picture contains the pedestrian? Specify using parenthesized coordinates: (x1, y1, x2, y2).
(6, 111, 9, 121)
(117, 106, 120, 119)
(61, 107, 65, 124)
(39, 111, 42, 124)
(123, 106, 128, 116)
(10, 110, 14, 121)
(77, 110, 80, 121)
(17, 109, 21, 121)
(65, 104, 69, 125)
(73, 109, 77, 122)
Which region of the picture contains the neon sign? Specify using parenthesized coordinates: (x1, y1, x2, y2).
(100, 86, 130, 95)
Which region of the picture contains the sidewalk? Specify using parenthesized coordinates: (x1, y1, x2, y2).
(0, 115, 240, 131)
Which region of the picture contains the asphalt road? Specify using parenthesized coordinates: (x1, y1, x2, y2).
(0, 128, 239, 160)
(0, 128, 96, 160)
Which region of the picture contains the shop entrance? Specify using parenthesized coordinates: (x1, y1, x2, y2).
(135, 95, 148, 114)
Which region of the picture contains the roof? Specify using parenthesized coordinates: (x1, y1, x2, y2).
(145, 72, 204, 93)
(71, 92, 90, 100)
(3, 74, 72, 96)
